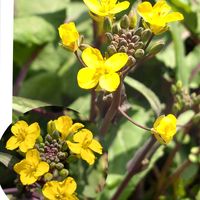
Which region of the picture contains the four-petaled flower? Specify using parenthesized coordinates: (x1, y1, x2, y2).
(67, 129, 103, 165)
(151, 114, 177, 144)
(83, 0, 130, 17)
(137, 0, 184, 35)
(6, 120, 40, 153)
(54, 116, 84, 140)
(58, 22, 79, 52)
(42, 177, 79, 200)
(77, 47, 129, 92)
(14, 149, 49, 185)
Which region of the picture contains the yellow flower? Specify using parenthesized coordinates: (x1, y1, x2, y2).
(42, 177, 78, 200)
(77, 47, 128, 92)
(83, 0, 130, 17)
(151, 114, 177, 144)
(54, 116, 84, 140)
(67, 129, 103, 165)
(137, 0, 184, 35)
(14, 149, 49, 185)
(58, 22, 79, 52)
(6, 121, 40, 153)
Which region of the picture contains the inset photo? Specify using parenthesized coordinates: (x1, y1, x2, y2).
(0, 106, 107, 200)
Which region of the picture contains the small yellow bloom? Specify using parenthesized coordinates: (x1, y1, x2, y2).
(67, 129, 103, 165)
(83, 0, 130, 17)
(42, 177, 78, 200)
(151, 114, 177, 144)
(14, 149, 49, 185)
(77, 47, 128, 92)
(137, 0, 184, 35)
(58, 22, 79, 52)
(54, 116, 84, 140)
(6, 121, 40, 153)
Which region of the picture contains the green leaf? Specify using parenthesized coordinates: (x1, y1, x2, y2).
(13, 96, 50, 113)
(177, 110, 195, 127)
(125, 76, 162, 116)
(0, 152, 19, 169)
(170, 24, 188, 87)
(14, 16, 56, 46)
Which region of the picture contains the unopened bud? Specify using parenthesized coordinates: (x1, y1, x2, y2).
(134, 42, 144, 49)
(57, 152, 67, 160)
(46, 134, 52, 142)
(188, 154, 198, 163)
(79, 44, 91, 51)
(50, 162, 56, 168)
(149, 41, 165, 55)
(127, 49, 135, 56)
(53, 169, 59, 178)
(47, 120, 56, 135)
(44, 173, 53, 182)
(141, 29, 152, 42)
(118, 46, 127, 53)
(128, 43, 135, 50)
(36, 135, 43, 143)
(176, 80, 183, 90)
(107, 45, 117, 56)
(59, 169, 69, 177)
(191, 147, 199, 154)
(127, 56, 136, 66)
(112, 24, 120, 34)
(131, 35, 140, 43)
(134, 49, 145, 58)
(134, 27, 143, 36)
(105, 32, 113, 42)
(56, 163, 64, 170)
(128, 10, 137, 29)
(120, 15, 130, 29)
(104, 17, 112, 32)
(171, 85, 177, 94)
(119, 39, 128, 47)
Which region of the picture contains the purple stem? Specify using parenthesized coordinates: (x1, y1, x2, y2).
(3, 187, 18, 194)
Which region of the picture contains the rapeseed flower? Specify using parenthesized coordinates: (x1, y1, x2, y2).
(151, 114, 177, 144)
(42, 177, 78, 200)
(6, 121, 40, 153)
(58, 22, 79, 52)
(14, 149, 49, 185)
(77, 47, 129, 92)
(83, 0, 130, 18)
(137, 0, 184, 35)
(67, 129, 103, 165)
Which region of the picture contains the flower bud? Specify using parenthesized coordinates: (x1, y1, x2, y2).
(44, 173, 53, 182)
(128, 43, 135, 49)
(131, 35, 140, 43)
(134, 49, 145, 58)
(149, 41, 165, 55)
(134, 42, 144, 49)
(120, 15, 130, 29)
(50, 162, 56, 168)
(105, 32, 113, 42)
(127, 49, 135, 56)
(36, 135, 43, 143)
(79, 44, 91, 51)
(47, 120, 56, 135)
(53, 169, 59, 178)
(46, 134, 52, 142)
(119, 39, 128, 47)
(56, 163, 64, 170)
(176, 80, 183, 90)
(112, 24, 120, 34)
(191, 147, 199, 154)
(104, 17, 112, 32)
(171, 85, 177, 94)
(134, 27, 143, 36)
(57, 152, 67, 160)
(128, 10, 137, 29)
(188, 154, 198, 163)
(127, 56, 136, 66)
(107, 45, 117, 56)
(141, 29, 152, 42)
(111, 41, 118, 48)
(118, 46, 127, 53)
(59, 169, 69, 178)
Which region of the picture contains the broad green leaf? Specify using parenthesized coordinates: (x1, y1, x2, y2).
(13, 96, 50, 113)
(170, 24, 188, 87)
(0, 152, 19, 169)
(177, 110, 195, 128)
(15, 0, 69, 17)
(125, 76, 162, 116)
(14, 16, 56, 46)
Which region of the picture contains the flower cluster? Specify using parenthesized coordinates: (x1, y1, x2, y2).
(6, 116, 103, 199)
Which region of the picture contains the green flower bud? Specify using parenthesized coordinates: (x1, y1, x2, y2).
(128, 10, 137, 29)
(104, 17, 112, 32)
(127, 49, 135, 56)
(134, 49, 145, 58)
(79, 44, 91, 51)
(188, 154, 198, 163)
(134, 27, 144, 36)
(56, 163, 64, 170)
(141, 29, 152, 42)
(191, 147, 199, 154)
(107, 45, 117, 56)
(50, 162, 56, 168)
(149, 41, 165, 55)
(36, 135, 43, 143)
(105, 32, 113, 42)
(120, 15, 130, 29)
(112, 24, 120, 34)
(118, 46, 127, 53)
(46, 134, 52, 142)
(127, 56, 136, 66)
(131, 35, 140, 43)
(61, 143, 68, 151)
(52, 130, 60, 139)
(134, 42, 144, 49)
(128, 43, 135, 50)
(171, 85, 177, 94)
(119, 39, 128, 47)
(111, 41, 118, 48)
(47, 120, 56, 135)
(59, 169, 69, 178)
(58, 152, 67, 160)
(53, 169, 59, 178)
(176, 80, 183, 90)
(44, 173, 53, 182)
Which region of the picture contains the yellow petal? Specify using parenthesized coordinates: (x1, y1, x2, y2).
(73, 129, 93, 144)
(11, 121, 28, 136)
(14, 160, 28, 174)
(19, 138, 36, 153)
(81, 148, 95, 165)
(69, 123, 84, 134)
(83, 0, 102, 15)
(27, 122, 40, 138)
(81, 47, 103, 68)
(109, 1, 130, 14)
(61, 177, 77, 195)
(105, 53, 128, 72)
(20, 170, 37, 185)
(88, 139, 103, 154)
(77, 67, 99, 89)
(153, 0, 170, 14)
(42, 181, 60, 200)
(6, 136, 21, 150)
(137, 2, 153, 16)
(99, 73, 120, 92)
(67, 141, 82, 154)
(26, 149, 40, 163)
(166, 114, 177, 124)
(165, 12, 184, 23)
(35, 161, 49, 177)
(153, 115, 165, 129)
(150, 24, 168, 35)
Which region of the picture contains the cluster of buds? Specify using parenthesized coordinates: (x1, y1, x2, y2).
(171, 81, 200, 113)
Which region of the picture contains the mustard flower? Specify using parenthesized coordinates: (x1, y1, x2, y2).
(14, 149, 49, 185)
(58, 22, 79, 52)
(83, 0, 130, 17)
(67, 129, 103, 165)
(54, 116, 84, 140)
(151, 114, 177, 144)
(77, 47, 129, 92)
(137, 0, 184, 35)
(42, 177, 78, 200)
(6, 121, 40, 153)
